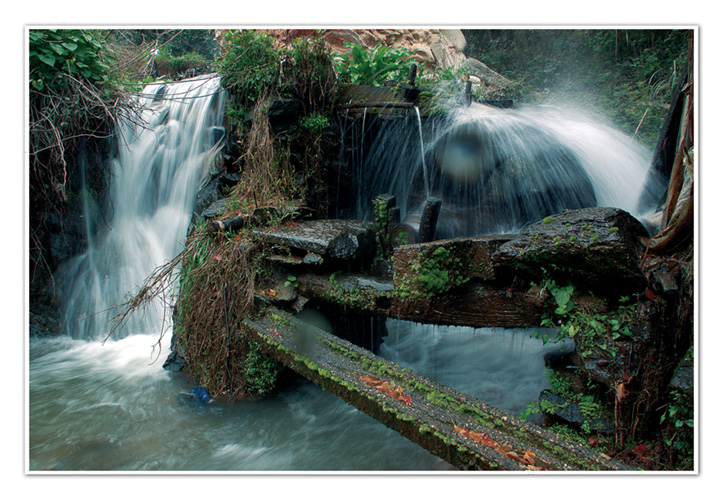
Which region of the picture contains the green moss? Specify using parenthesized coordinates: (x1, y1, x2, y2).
(244, 340, 281, 395)
(271, 312, 294, 329)
(414, 246, 469, 297)
(321, 273, 377, 310)
(373, 197, 391, 263)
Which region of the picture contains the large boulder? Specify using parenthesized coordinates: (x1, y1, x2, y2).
(491, 207, 649, 295)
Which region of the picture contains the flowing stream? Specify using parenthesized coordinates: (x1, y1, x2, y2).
(29, 323, 566, 471)
(30, 78, 643, 471)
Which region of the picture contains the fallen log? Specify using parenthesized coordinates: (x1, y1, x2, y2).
(206, 214, 247, 234)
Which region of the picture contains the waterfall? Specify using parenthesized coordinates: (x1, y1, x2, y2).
(56, 75, 226, 340)
(414, 106, 430, 199)
(351, 101, 665, 239)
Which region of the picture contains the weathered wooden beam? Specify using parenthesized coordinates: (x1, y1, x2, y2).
(293, 271, 547, 328)
(419, 197, 442, 243)
(373, 194, 396, 260)
(254, 219, 376, 261)
(240, 307, 631, 471)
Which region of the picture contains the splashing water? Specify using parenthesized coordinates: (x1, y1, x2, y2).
(353, 101, 664, 238)
(56, 75, 226, 340)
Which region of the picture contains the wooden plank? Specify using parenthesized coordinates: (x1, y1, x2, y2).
(293, 272, 546, 328)
(241, 307, 631, 471)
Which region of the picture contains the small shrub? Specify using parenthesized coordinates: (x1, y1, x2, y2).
(334, 43, 416, 86)
(155, 49, 210, 79)
(299, 112, 330, 135)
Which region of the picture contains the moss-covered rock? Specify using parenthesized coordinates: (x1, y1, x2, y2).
(491, 207, 648, 295)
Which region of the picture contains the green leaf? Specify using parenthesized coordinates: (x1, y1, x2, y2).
(37, 52, 56, 67)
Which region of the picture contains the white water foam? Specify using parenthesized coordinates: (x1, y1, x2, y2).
(56, 75, 226, 340)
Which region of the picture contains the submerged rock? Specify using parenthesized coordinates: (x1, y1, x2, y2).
(491, 207, 648, 294)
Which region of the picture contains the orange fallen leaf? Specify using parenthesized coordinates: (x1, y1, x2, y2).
(359, 376, 412, 405)
(359, 375, 382, 386)
(616, 382, 628, 402)
(267, 328, 283, 338)
(467, 430, 484, 443)
(267, 289, 277, 297)
(377, 382, 395, 391)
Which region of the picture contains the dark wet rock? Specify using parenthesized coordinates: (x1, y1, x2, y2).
(491, 207, 648, 294)
(669, 359, 694, 397)
(162, 350, 185, 372)
(302, 252, 324, 265)
(195, 182, 223, 214)
(274, 282, 299, 302)
(392, 235, 514, 296)
(29, 302, 63, 338)
(544, 349, 575, 371)
(268, 97, 303, 133)
(201, 197, 231, 220)
(581, 358, 624, 389)
(257, 219, 376, 261)
(539, 389, 614, 434)
(217, 172, 241, 188)
(642, 254, 686, 297)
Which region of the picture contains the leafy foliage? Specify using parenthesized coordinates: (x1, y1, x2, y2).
(29, 29, 112, 91)
(285, 36, 339, 113)
(27, 28, 148, 213)
(659, 388, 694, 469)
(334, 43, 416, 86)
(215, 30, 283, 114)
(298, 112, 330, 135)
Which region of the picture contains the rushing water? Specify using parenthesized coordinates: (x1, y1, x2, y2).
(56, 75, 226, 340)
(28, 322, 567, 471)
(350, 101, 664, 238)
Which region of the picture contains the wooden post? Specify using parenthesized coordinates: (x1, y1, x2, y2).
(419, 197, 442, 243)
(408, 64, 418, 86)
(373, 194, 396, 260)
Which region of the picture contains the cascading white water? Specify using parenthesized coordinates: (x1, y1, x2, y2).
(415, 106, 431, 198)
(56, 75, 226, 340)
(355, 101, 665, 238)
